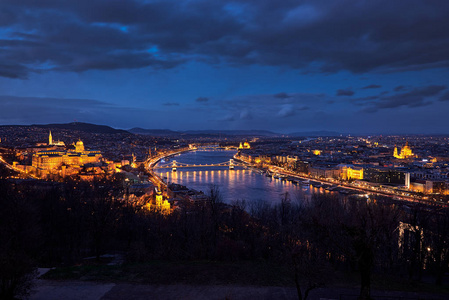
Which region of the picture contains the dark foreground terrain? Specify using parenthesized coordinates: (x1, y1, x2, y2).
(31, 261, 449, 300)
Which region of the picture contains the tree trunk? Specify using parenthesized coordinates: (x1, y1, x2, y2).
(359, 267, 371, 300)
(294, 269, 303, 300)
(358, 244, 373, 300)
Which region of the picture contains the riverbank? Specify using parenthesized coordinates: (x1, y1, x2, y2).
(235, 154, 449, 208)
(146, 147, 192, 188)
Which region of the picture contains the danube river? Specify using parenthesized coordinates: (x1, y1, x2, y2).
(155, 150, 322, 204)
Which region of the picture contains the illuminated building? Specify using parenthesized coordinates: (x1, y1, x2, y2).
(309, 165, 340, 178)
(238, 142, 250, 149)
(410, 180, 446, 194)
(393, 141, 416, 159)
(31, 132, 102, 177)
(131, 153, 137, 168)
(48, 131, 65, 146)
(340, 165, 364, 180)
(161, 200, 171, 214)
(312, 150, 322, 156)
(149, 187, 171, 215)
(155, 188, 163, 206)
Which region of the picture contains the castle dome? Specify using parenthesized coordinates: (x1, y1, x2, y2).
(75, 140, 85, 152)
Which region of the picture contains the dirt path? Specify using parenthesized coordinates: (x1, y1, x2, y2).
(30, 279, 116, 300)
(29, 280, 449, 300)
(29, 269, 447, 300)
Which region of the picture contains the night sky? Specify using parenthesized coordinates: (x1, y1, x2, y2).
(1, 0, 449, 134)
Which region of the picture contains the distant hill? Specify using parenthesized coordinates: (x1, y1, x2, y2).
(183, 130, 279, 137)
(288, 130, 340, 137)
(128, 128, 281, 137)
(33, 122, 130, 134)
(130, 128, 343, 138)
(2, 122, 341, 137)
(128, 128, 179, 136)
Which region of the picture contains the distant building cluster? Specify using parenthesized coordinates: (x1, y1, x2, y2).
(236, 135, 449, 197)
(2, 124, 449, 212)
(0, 126, 181, 216)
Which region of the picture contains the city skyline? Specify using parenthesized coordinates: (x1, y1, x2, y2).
(1, 0, 449, 134)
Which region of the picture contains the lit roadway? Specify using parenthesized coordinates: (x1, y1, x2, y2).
(236, 156, 448, 208)
(146, 147, 191, 188)
(0, 154, 38, 179)
(268, 165, 448, 208)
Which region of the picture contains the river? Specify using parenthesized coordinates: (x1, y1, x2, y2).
(154, 150, 329, 204)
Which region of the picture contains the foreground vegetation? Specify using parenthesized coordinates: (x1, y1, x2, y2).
(1, 165, 449, 300)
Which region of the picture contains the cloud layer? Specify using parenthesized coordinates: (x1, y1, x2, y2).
(1, 0, 449, 78)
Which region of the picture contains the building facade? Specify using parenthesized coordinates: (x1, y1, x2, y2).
(394, 141, 416, 159)
(31, 133, 102, 177)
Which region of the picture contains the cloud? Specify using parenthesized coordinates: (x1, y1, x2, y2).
(352, 96, 379, 103)
(277, 104, 295, 117)
(1, 0, 449, 78)
(440, 91, 449, 101)
(336, 89, 355, 96)
(239, 109, 252, 120)
(273, 92, 290, 99)
(358, 85, 447, 112)
(196, 97, 209, 102)
(394, 85, 406, 92)
(217, 114, 236, 122)
(379, 85, 446, 108)
(202, 92, 326, 128)
(0, 63, 30, 79)
(163, 102, 180, 106)
(362, 84, 381, 89)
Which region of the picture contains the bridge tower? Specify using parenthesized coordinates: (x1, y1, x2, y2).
(229, 159, 235, 170)
(172, 160, 177, 172)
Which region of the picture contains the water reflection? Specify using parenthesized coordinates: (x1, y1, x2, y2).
(156, 150, 315, 204)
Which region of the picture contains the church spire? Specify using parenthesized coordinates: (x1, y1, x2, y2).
(49, 131, 53, 145)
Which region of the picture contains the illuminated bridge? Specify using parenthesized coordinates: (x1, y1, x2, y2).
(153, 159, 243, 171)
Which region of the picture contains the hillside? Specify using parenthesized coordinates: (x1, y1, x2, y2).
(33, 122, 130, 134)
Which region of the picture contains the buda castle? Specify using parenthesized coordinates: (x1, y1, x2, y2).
(31, 132, 102, 177)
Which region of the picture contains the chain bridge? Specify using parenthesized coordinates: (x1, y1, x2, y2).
(153, 159, 242, 171)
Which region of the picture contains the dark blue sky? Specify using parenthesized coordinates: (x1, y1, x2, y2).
(1, 0, 449, 134)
